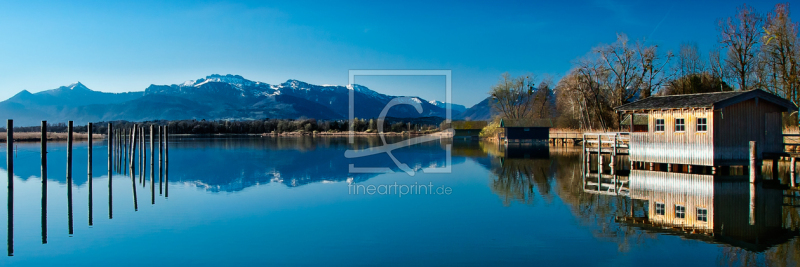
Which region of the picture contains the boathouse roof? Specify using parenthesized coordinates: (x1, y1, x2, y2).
(499, 118, 552, 128)
(615, 89, 797, 112)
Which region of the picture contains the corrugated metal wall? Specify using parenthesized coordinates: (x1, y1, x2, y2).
(630, 109, 714, 165)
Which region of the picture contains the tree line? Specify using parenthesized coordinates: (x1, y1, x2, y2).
(491, 3, 800, 131)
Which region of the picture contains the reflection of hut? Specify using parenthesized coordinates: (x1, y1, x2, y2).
(499, 119, 551, 143)
(451, 121, 488, 141)
(502, 144, 549, 159)
(622, 170, 792, 251)
(615, 89, 797, 169)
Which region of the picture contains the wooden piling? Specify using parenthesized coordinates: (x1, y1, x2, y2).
(67, 121, 73, 235)
(130, 125, 137, 175)
(7, 119, 13, 256)
(88, 122, 93, 226)
(159, 126, 162, 195)
(150, 125, 154, 204)
(108, 123, 113, 219)
(165, 125, 168, 198)
(130, 126, 138, 211)
(140, 127, 144, 185)
(41, 121, 47, 244)
(749, 141, 757, 183)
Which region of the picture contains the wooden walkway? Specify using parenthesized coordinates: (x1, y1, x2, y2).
(548, 132, 583, 144)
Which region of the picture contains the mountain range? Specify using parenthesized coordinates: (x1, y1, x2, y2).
(0, 74, 493, 126)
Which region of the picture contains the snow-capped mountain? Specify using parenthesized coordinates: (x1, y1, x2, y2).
(0, 74, 455, 126)
(428, 100, 466, 113)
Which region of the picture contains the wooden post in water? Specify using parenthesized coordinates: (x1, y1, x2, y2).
(140, 127, 144, 185)
(108, 123, 113, 219)
(41, 121, 47, 244)
(130, 125, 138, 211)
(159, 125, 163, 195)
(87, 122, 93, 226)
(7, 119, 13, 256)
(165, 125, 169, 198)
(67, 121, 73, 235)
(130, 125, 137, 175)
(750, 141, 758, 183)
(150, 125, 154, 204)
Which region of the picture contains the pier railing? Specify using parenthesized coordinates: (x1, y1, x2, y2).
(582, 132, 630, 155)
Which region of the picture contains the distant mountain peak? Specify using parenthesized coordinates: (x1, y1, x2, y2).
(65, 82, 90, 91)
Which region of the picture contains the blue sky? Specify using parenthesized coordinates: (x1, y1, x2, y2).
(0, 0, 795, 107)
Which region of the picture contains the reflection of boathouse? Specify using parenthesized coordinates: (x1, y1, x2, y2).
(621, 170, 792, 251)
(615, 89, 797, 170)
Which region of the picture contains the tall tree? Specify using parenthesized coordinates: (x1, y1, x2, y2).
(636, 41, 673, 98)
(490, 73, 550, 121)
(718, 4, 764, 90)
(761, 3, 800, 106)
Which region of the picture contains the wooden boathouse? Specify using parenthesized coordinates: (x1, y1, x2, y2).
(452, 121, 488, 141)
(615, 89, 798, 173)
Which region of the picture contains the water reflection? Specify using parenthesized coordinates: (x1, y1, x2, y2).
(2, 136, 799, 265)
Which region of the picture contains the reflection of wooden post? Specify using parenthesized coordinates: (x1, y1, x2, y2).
(791, 157, 797, 187)
(41, 121, 47, 244)
(87, 123, 93, 226)
(750, 141, 757, 183)
(772, 158, 779, 180)
(749, 182, 756, 225)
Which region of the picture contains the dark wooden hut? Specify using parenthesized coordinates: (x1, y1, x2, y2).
(451, 121, 488, 141)
(499, 119, 551, 143)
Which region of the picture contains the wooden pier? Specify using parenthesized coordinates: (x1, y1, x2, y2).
(582, 132, 629, 155)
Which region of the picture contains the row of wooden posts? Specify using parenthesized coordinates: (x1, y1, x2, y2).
(6, 119, 169, 256)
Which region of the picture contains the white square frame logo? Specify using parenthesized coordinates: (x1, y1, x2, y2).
(345, 69, 452, 176)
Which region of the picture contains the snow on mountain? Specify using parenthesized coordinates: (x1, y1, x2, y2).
(428, 100, 466, 113)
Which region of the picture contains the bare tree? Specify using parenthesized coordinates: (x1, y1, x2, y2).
(709, 46, 730, 89)
(490, 73, 550, 121)
(597, 33, 643, 108)
(762, 3, 800, 106)
(637, 41, 673, 98)
(718, 4, 764, 90)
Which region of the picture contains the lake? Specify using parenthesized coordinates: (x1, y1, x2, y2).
(0, 136, 797, 266)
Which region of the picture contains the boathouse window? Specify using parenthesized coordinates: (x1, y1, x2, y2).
(675, 205, 686, 219)
(675, 118, 685, 132)
(696, 118, 707, 132)
(697, 208, 708, 222)
(655, 203, 665, 215)
(655, 119, 665, 132)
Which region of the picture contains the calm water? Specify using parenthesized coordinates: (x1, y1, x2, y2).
(0, 136, 798, 266)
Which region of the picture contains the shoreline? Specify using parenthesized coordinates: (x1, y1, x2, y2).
(0, 132, 105, 142)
